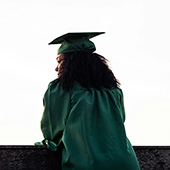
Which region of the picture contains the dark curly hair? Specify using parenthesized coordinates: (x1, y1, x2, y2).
(56, 51, 120, 91)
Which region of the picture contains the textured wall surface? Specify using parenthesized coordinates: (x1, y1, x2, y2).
(134, 146, 170, 170)
(0, 146, 170, 170)
(0, 145, 60, 170)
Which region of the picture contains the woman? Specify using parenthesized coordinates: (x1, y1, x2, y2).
(38, 33, 140, 170)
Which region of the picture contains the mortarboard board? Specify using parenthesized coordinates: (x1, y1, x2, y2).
(48, 32, 105, 54)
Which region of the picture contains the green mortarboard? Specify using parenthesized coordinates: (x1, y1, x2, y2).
(48, 32, 105, 54)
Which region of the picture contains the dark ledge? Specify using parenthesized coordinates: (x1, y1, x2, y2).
(0, 145, 170, 170)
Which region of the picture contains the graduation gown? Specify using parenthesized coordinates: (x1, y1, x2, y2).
(41, 80, 140, 170)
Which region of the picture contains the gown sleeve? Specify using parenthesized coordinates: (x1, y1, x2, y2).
(119, 89, 126, 123)
(40, 81, 70, 151)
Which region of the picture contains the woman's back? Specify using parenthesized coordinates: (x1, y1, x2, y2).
(41, 81, 140, 170)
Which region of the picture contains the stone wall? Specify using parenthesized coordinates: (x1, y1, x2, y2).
(0, 146, 170, 170)
(134, 146, 170, 170)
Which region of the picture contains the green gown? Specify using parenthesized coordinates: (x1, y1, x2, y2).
(40, 79, 140, 170)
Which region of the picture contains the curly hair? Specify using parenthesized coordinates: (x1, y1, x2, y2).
(56, 51, 120, 91)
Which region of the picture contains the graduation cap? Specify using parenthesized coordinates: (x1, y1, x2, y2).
(48, 32, 105, 54)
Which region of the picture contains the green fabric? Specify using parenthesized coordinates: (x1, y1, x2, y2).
(40, 80, 140, 170)
(35, 140, 58, 151)
(57, 37, 96, 54)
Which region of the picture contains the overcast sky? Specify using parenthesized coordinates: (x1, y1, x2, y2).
(0, 0, 170, 145)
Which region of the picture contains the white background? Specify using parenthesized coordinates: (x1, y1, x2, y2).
(0, 0, 170, 145)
